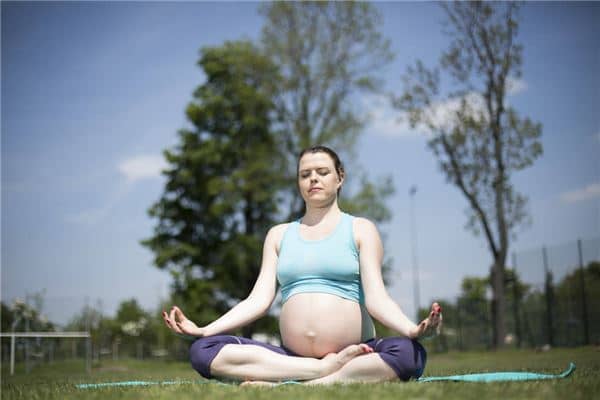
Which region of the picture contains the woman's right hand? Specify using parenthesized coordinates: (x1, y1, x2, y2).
(408, 302, 443, 340)
(162, 306, 206, 338)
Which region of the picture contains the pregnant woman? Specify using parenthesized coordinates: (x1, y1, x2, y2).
(162, 145, 442, 384)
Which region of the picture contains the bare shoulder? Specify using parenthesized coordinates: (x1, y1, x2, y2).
(352, 217, 380, 235)
(351, 216, 381, 247)
(265, 223, 291, 252)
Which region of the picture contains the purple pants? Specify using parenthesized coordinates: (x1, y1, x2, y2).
(189, 335, 427, 381)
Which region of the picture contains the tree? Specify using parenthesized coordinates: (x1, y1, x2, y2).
(395, 1, 542, 347)
(142, 41, 284, 337)
(554, 261, 599, 346)
(4, 294, 55, 332)
(259, 1, 395, 221)
(114, 298, 155, 358)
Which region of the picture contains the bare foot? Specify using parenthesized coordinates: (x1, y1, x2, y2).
(240, 380, 276, 387)
(241, 344, 372, 386)
(322, 343, 373, 375)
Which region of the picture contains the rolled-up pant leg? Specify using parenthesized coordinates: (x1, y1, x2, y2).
(189, 335, 294, 379)
(363, 337, 427, 381)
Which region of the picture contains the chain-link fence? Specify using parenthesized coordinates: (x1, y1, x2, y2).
(512, 237, 599, 348)
(428, 237, 599, 351)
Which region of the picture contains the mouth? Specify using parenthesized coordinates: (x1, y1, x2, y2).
(308, 187, 322, 194)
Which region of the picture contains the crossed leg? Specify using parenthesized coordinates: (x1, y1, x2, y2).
(306, 353, 397, 384)
(209, 342, 373, 382)
(242, 352, 397, 386)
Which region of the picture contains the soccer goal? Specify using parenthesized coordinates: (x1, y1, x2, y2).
(1, 331, 91, 376)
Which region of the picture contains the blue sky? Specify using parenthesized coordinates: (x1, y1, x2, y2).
(2, 1, 599, 326)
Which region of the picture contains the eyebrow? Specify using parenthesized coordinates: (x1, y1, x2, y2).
(299, 167, 330, 173)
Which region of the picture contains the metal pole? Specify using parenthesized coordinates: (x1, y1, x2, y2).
(409, 185, 421, 321)
(542, 246, 554, 346)
(25, 295, 30, 374)
(86, 335, 92, 374)
(10, 334, 15, 376)
(577, 239, 590, 345)
(511, 252, 522, 348)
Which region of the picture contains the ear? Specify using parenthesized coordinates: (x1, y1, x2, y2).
(337, 171, 345, 188)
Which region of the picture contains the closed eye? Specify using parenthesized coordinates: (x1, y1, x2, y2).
(299, 168, 331, 178)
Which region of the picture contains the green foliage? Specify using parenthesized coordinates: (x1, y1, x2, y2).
(425, 261, 600, 351)
(115, 299, 147, 325)
(1, 301, 13, 331)
(2, 296, 55, 332)
(550, 261, 600, 346)
(395, 1, 543, 348)
(259, 0, 395, 222)
(260, 1, 393, 153)
(142, 41, 284, 336)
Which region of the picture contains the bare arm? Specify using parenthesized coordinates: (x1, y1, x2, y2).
(163, 224, 285, 337)
(355, 218, 442, 339)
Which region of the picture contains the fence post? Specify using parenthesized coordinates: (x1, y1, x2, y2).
(542, 246, 555, 346)
(10, 335, 15, 376)
(456, 305, 464, 351)
(577, 239, 590, 345)
(86, 336, 92, 374)
(511, 252, 522, 348)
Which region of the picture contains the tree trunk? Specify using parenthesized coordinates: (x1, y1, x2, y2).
(490, 261, 507, 348)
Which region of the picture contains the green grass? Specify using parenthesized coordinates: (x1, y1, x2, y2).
(2, 347, 599, 399)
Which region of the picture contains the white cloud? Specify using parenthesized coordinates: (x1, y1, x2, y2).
(423, 92, 488, 133)
(66, 154, 166, 225)
(118, 155, 167, 183)
(363, 94, 420, 138)
(364, 92, 488, 138)
(506, 77, 528, 95)
(367, 77, 525, 140)
(560, 182, 600, 204)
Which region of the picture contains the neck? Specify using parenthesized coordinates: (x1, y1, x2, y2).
(302, 199, 341, 226)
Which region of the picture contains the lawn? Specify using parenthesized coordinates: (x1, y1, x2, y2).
(2, 346, 599, 399)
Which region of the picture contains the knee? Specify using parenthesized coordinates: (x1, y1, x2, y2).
(375, 337, 426, 381)
(189, 337, 223, 379)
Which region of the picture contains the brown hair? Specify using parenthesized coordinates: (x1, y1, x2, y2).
(297, 145, 345, 194)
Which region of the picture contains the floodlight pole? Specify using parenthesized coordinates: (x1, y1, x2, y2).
(409, 185, 421, 321)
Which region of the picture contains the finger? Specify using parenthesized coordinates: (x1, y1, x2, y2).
(170, 307, 177, 323)
(163, 313, 176, 331)
(174, 306, 186, 321)
(162, 312, 170, 326)
(162, 311, 172, 325)
(176, 321, 187, 334)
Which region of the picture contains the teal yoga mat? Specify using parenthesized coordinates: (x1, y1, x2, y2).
(417, 362, 576, 382)
(76, 380, 220, 389)
(75, 363, 575, 389)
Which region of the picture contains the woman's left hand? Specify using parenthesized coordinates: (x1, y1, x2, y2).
(409, 302, 443, 340)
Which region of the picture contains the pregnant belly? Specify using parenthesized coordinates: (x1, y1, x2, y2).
(279, 292, 374, 358)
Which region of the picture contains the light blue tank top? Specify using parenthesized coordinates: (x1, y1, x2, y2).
(277, 212, 364, 304)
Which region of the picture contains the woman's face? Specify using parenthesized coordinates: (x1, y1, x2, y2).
(297, 152, 343, 204)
